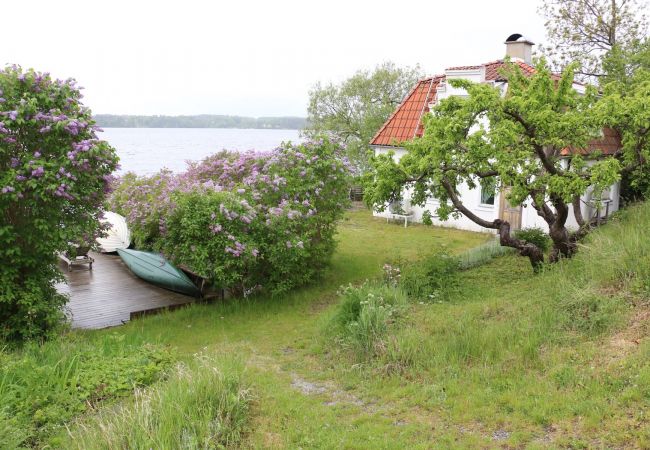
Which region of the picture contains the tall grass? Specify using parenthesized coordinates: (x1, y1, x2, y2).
(547, 204, 650, 334)
(0, 334, 172, 448)
(327, 283, 409, 358)
(68, 356, 251, 450)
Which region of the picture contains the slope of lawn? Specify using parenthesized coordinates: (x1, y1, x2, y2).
(8, 204, 650, 449)
(2, 210, 487, 449)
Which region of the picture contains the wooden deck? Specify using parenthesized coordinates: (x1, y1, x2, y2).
(56, 252, 196, 329)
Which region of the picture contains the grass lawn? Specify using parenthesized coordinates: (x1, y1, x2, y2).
(5, 206, 650, 448)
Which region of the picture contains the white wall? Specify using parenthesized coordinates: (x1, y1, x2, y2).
(372, 66, 621, 234)
(372, 146, 621, 233)
(372, 146, 500, 233)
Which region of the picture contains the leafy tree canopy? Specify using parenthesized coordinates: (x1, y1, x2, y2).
(365, 61, 629, 269)
(0, 65, 119, 341)
(538, 0, 648, 81)
(305, 62, 422, 174)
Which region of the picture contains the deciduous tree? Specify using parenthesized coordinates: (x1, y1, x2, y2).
(305, 62, 422, 174)
(538, 0, 648, 81)
(364, 61, 625, 269)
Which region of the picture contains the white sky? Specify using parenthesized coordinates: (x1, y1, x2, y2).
(3, 0, 547, 117)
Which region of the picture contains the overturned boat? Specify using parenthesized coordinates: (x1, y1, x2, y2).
(117, 248, 201, 297)
(96, 211, 131, 252)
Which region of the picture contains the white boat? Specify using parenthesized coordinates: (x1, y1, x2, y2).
(96, 211, 131, 252)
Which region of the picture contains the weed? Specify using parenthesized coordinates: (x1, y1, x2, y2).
(67, 355, 251, 449)
(0, 334, 173, 448)
(400, 250, 459, 302)
(328, 283, 409, 358)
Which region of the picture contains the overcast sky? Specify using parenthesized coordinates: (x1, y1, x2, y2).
(3, 0, 547, 117)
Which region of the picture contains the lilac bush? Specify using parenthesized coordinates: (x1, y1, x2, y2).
(0, 66, 119, 341)
(110, 139, 351, 295)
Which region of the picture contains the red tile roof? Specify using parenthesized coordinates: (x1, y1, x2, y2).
(562, 127, 621, 156)
(371, 59, 616, 154)
(370, 76, 443, 147)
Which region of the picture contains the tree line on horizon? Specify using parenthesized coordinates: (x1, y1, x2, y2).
(93, 114, 307, 130)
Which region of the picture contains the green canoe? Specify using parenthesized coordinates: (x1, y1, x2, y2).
(117, 249, 201, 297)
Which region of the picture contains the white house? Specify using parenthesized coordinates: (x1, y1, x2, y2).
(370, 34, 621, 233)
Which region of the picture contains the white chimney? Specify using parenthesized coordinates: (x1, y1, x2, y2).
(504, 33, 534, 65)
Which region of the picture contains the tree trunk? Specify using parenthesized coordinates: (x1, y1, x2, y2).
(497, 220, 545, 270)
(549, 223, 576, 262)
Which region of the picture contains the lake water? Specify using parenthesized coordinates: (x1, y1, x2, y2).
(101, 128, 303, 175)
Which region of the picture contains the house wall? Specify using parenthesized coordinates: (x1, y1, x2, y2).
(372, 66, 620, 234)
(372, 146, 501, 233)
(372, 146, 621, 233)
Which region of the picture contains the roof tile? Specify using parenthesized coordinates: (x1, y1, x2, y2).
(370, 76, 443, 147)
(371, 59, 615, 155)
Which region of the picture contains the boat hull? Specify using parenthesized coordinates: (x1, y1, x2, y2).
(97, 212, 131, 252)
(117, 249, 201, 297)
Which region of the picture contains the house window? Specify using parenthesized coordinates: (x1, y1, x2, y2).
(480, 185, 495, 205)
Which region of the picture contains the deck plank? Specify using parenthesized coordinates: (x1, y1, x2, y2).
(56, 252, 196, 329)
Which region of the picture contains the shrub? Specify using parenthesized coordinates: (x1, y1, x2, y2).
(457, 238, 515, 270)
(110, 139, 351, 295)
(0, 335, 173, 448)
(421, 209, 433, 225)
(328, 283, 408, 358)
(399, 251, 459, 302)
(0, 65, 119, 341)
(68, 356, 251, 450)
(514, 227, 552, 252)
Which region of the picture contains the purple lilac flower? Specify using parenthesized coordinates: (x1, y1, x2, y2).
(31, 167, 45, 177)
(1, 186, 15, 194)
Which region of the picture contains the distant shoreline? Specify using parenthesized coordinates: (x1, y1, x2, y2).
(94, 114, 307, 130)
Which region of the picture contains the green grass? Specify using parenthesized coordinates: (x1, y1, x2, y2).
(0, 334, 173, 448)
(68, 355, 250, 449)
(6, 206, 650, 448)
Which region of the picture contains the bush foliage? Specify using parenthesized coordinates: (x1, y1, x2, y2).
(110, 139, 350, 295)
(399, 251, 460, 302)
(0, 65, 119, 341)
(0, 335, 173, 448)
(514, 227, 552, 252)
